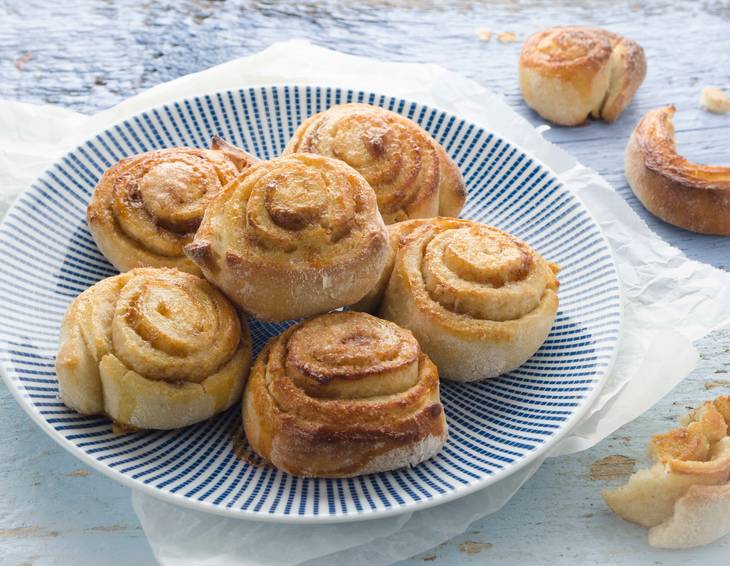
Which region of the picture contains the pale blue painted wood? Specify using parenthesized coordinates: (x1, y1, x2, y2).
(1, 1, 729, 564)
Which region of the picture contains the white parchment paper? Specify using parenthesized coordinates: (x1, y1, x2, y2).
(2, 41, 729, 565)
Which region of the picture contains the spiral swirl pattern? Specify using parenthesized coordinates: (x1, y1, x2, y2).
(519, 26, 646, 125)
(243, 311, 447, 477)
(284, 104, 465, 224)
(380, 218, 560, 381)
(87, 137, 257, 274)
(56, 268, 251, 430)
(186, 153, 389, 321)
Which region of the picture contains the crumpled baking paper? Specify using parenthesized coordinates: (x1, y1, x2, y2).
(1, 40, 729, 565)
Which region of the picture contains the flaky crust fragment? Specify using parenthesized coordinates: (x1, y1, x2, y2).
(55, 268, 251, 430)
(603, 396, 730, 549)
(375, 217, 559, 382)
(242, 311, 448, 477)
(625, 105, 730, 235)
(87, 137, 257, 274)
(284, 103, 466, 223)
(519, 26, 646, 125)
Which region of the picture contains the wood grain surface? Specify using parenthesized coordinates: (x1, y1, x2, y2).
(0, 1, 729, 565)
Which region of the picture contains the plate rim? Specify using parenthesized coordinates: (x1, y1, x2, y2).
(0, 84, 623, 524)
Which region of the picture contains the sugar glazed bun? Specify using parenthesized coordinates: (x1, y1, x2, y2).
(56, 268, 251, 431)
(284, 103, 466, 223)
(604, 396, 730, 549)
(243, 311, 447, 477)
(185, 153, 389, 321)
(519, 26, 646, 125)
(87, 137, 257, 274)
(625, 105, 730, 235)
(377, 218, 560, 382)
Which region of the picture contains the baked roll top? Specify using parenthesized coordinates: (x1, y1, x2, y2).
(519, 26, 646, 125)
(243, 311, 448, 477)
(379, 218, 559, 381)
(284, 103, 466, 223)
(87, 137, 257, 274)
(185, 153, 389, 321)
(56, 268, 251, 430)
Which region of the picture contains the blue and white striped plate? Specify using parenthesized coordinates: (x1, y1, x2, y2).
(0, 86, 621, 523)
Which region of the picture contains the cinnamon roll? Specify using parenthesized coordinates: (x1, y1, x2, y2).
(283, 104, 466, 223)
(379, 218, 560, 382)
(625, 105, 730, 235)
(56, 268, 251, 431)
(243, 311, 447, 477)
(519, 26, 646, 125)
(185, 153, 389, 322)
(87, 137, 257, 274)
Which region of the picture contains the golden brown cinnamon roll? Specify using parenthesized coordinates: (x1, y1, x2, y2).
(519, 26, 646, 125)
(56, 268, 251, 431)
(87, 137, 257, 274)
(625, 105, 730, 235)
(378, 218, 559, 382)
(283, 103, 466, 223)
(243, 311, 447, 477)
(185, 153, 389, 322)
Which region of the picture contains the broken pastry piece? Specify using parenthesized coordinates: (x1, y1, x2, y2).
(603, 396, 730, 549)
(625, 105, 730, 235)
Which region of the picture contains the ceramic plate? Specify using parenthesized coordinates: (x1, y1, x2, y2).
(0, 86, 621, 523)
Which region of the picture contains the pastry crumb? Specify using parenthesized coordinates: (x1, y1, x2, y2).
(497, 32, 517, 43)
(459, 541, 493, 555)
(65, 469, 89, 477)
(700, 87, 730, 114)
(476, 28, 492, 42)
(14, 51, 32, 70)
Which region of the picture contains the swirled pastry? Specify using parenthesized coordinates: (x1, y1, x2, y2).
(87, 137, 257, 274)
(604, 396, 730, 549)
(625, 105, 730, 235)
(185, 153, 389, 321)
(283, 104, 466, 223)
(519, 26, 646, 125)
(378, 218, 559, 382)
(56, 268, 251, 431)
(243, 311, 447, 477)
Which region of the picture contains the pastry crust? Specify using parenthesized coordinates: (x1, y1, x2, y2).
(519, 26, 646, 125)
(284, 103, 466, 223)
(625, 105, 730, 235)
(87, 137, 257, 274)
(603, 396, 730, 549)
(648, 484, 730, 549)
(242, 311, 448, 477)
(55, 268, 251, 430)
(185, 153, 389, 321)
(377, 218, 559, 382)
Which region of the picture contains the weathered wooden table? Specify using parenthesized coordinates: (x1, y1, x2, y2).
(1, 1, 729, 564)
